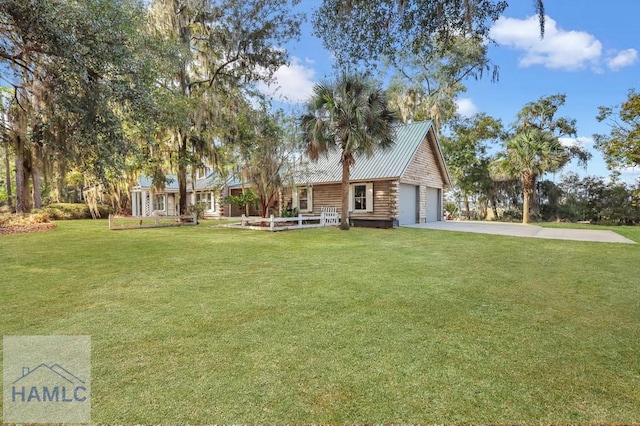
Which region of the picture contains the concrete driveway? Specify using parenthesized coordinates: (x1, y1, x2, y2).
(405, 220, 636, 244)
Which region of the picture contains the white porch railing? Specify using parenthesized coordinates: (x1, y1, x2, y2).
(236, 208, 340, 232)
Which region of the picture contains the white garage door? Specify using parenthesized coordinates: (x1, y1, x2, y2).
(426, 187, 441, 222)
(399, 184, 418, 225)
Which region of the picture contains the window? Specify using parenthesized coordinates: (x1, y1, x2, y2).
(349, 183, 373, 212)
(299, 188, 309, 211)
(196, 165, 213, 179)
(353, 185, 367, 210)
(196, 192, 214, 211)
(153, 194, 165, 212)
(293, 186, 313, 212)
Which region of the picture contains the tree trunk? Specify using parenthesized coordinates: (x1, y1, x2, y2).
(3, 140, 12, 209)
(32, 148, 42, 209)
(55, 159, 66, 202)
(178, 132, 188, 215)
(491, 196, 499, 220)
(522, 176, 534, 224)
(14, 136, 31, 213)
(479, 198, 488, 219)
(340, 157, 350, 230)
(522, 190, 531, 224)
(14, 146, 23, 213)
(464, 193, 470, 219)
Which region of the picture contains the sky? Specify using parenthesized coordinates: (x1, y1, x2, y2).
(260, 1, 640, 184)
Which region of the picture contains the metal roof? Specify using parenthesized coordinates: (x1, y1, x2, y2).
(134, 121, 449, 190)
(136, 173, 224, 191)
(295, 120, 439, 184)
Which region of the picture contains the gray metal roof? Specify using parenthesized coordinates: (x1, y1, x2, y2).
(295, 120, 438, 184)
(134, 121, 449, 190)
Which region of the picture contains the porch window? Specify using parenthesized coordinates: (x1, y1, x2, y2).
(153, 194, 165, 212)
(196, 192, 214, 211)
(349, 183, 373, 212)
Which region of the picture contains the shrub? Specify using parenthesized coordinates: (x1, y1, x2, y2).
(42, 203, 112, 220)
(43, 203, 89, 219)
(187, 201, 208, 219)
(224, 190, 258, 210)
(281, 206, 299, 217)
(0, 212, 53, 230)
(500, 209, 523, 222)
(27, 212, 51, 223)
(0, 213, 12, 226)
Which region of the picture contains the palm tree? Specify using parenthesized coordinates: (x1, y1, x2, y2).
(300, 73, 397, 230)
(490, 128, 570, 224)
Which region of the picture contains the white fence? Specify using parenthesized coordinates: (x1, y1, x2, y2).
(108, 213, 198, 230)
(237, 207, 340, 232)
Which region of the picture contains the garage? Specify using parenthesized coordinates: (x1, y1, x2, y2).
(399, 184, 418, 225)
(425, 187, 441, 222)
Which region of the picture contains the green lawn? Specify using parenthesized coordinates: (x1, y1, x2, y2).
(1, 220, 639, 423)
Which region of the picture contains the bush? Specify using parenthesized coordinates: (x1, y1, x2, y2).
(0, 213, 12, 227)
(27, 212, 51, 223)
(42, 203, 111, 220)
(499, 209, 523, 222)
(224, 190, 258, 210)
(0, 212, 56, 235)
(280, 206, 299, 217)
(187, 201, 208, 219)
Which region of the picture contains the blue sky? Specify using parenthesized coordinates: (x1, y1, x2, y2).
(261, 1, 640, 183)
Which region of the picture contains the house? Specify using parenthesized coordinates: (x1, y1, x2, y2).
(131, 121, 450, 227)
(130, 169, 225, 218)
(289, 120, 451, 227)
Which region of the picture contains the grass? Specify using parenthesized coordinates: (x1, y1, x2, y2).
(1, 220, 639, 423)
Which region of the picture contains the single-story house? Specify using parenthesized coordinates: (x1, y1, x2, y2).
(289, 120, 451, 227)
(131, 120, 450, 227)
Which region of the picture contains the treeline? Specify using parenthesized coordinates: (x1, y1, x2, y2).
(1, 1, 638, 226)
(540, 174, 640, 225)
(452, 173, 640, 225)
(441, 92, 640, 225)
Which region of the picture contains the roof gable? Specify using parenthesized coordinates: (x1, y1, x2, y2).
(296, 121, 440, 184)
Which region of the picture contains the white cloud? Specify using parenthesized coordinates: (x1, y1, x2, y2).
(490, 15, 602, 71)
(558, 136, 594, 147)
(258, 57, 316, 104)
(455, 98, 478, 117)
(619, 166, 639, 173)
(606, 48, 638, 71)
(615, 166, 640, 184)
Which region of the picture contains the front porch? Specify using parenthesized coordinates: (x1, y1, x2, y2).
(131, 188, 221, 218)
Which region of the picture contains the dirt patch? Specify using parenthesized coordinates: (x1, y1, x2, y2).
(0, 222, 57, 236)
(0, 212, 57, 236)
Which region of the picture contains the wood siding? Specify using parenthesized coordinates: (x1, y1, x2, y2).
(308, 181, 396, 221)
(399, 130, 446, 223)
(401, 132, 445, 188)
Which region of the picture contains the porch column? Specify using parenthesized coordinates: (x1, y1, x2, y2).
(141, 190, 149, 216)
(132, 192, 138, 216)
